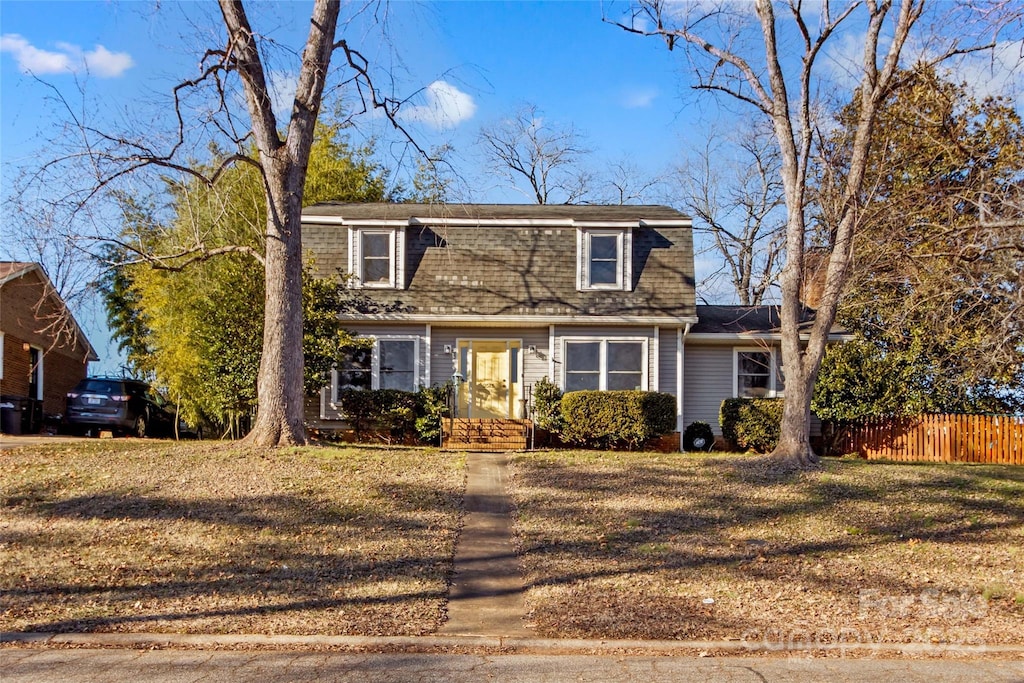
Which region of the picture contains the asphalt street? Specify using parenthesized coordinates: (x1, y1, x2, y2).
(4, 648, 1024, 683)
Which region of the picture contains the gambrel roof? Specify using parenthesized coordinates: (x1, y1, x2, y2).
(303, 203, 697, 325)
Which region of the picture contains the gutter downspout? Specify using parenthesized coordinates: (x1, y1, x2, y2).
(677, 322, 691, 452)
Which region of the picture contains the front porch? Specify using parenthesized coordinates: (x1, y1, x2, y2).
(442, 418, 532, 451)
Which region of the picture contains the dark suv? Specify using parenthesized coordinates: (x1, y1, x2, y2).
(65, 378, 175, 437)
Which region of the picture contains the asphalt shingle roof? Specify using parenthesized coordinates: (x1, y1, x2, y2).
(691, 304, 845, 336)
(303, 203, 696, 321)
(303, 203, 691, 222)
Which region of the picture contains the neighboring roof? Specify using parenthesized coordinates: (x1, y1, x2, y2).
(0, 261, 100, 361)
(303, 203, 691, 224)
(303, 203, 697, 324)
(690, 304, 848, 339)
(0, 261, 36, 286)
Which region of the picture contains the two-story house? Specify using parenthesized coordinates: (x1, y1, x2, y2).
(303, 203, 829, 449)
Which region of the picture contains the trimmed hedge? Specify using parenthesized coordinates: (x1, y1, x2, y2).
(560, 390, 676, 450)
(719, 397, 784, 453)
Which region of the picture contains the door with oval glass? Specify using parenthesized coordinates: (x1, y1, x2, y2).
(456, 340, 523, 419)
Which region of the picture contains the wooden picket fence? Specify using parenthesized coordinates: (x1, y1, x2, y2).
(834, 414, 1024, 465)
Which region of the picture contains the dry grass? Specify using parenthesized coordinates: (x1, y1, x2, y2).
(509, 451, 1024, 646)
(1, 441, 464, 635)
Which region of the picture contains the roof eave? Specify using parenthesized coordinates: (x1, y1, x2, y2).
(686, 332, 852, 343)
(302, 215, 692, 229)
(337, 313, 700, 327)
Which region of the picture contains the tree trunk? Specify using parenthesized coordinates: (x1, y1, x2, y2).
(768, 367, 819, 467)
(246, 172, 307, 447)
(223, 0, 340, 447)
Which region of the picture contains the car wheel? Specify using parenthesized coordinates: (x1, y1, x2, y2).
(133, 415, 148, 438)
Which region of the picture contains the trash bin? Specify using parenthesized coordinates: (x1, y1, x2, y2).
(1, 402, 22, 435)
(23, 398, 42, 434)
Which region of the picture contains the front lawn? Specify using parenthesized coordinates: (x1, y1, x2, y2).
(509, 452, 1024, 646)
(0, 441, 464, 635)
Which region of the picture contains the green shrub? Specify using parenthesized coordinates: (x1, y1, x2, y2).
(337, 388, 437, 443)
(719, 398, 784, 453)
(683, 421, 715, 452)
(560, 390, 676, 450)
(531, 376, 563, 432)
(336, 389, 379, 435)
(415, 382, 452, 445)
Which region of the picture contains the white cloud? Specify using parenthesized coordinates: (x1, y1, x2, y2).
(83, 44, 134, 78)
(1, 34, 72, 74)
(622, 86, 658, 109)
(401, 80, 477, 130)
(946, 41, 1024, 102)
(823, 29, 1024, 104)
(820, 29, 881, 93)
(268, 71, 299, 122)
(1, 33, 132, 78)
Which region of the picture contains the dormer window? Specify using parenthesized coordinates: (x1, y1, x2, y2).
(577, 228, 631, 291)
(349, 227, 405, 288)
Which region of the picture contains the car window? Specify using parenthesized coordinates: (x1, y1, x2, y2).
(79, 379, 122, 393)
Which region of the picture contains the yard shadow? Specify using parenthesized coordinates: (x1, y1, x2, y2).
(1, 477, 463, 634)
(507, 454, 1024, 629)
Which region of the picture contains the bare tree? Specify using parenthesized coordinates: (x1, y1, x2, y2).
(1, 196, 105, 360)
(12, 0, 423, 447)
(478, 103, 593, 204)
(678, 122, 785, 305)
(612, 0, 1017, 467)
(600, 157, 667, 206)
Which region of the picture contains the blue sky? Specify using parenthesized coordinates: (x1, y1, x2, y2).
(2, 1, 1022, 374)
(1, 1, 695, 199)
(0, 1, 702, 373)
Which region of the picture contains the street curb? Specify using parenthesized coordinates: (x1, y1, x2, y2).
(4, 632, 1024, 656)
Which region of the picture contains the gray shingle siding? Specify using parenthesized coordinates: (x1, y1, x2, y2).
(303, 203, 696, 320)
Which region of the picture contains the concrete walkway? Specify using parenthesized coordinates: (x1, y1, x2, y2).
(439, 451, 533, 636)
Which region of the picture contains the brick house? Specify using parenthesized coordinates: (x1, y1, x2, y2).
(302, 203, 842, 449)
(1, 262, 97, 432)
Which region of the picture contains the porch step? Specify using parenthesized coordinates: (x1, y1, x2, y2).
(443, 418, 531, 451)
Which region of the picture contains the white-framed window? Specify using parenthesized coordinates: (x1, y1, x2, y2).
(377, 338, 417, 390)
(733, 347, 785, 398)
(348, 227, 405, 288)
(332, 336, 420, 400)
(576, 228, 632, 291)
(562, 338, 647, 391)
(334, 345, 372, 395)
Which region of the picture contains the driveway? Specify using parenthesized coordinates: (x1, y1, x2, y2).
(0, 434, 100, 451)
